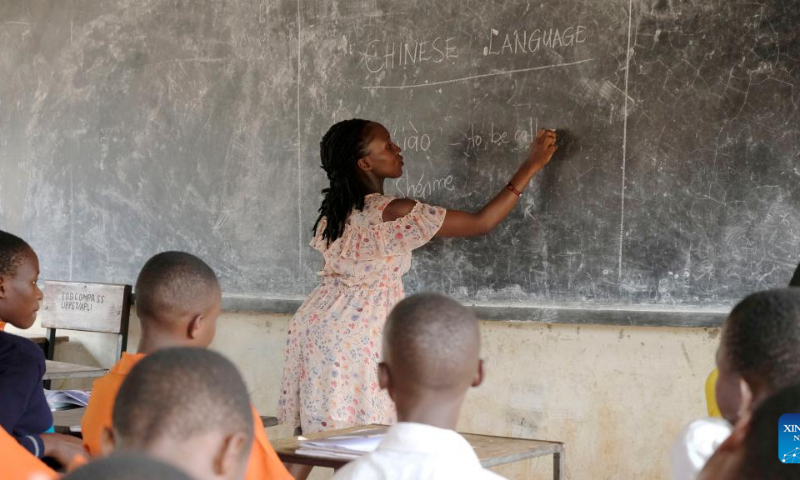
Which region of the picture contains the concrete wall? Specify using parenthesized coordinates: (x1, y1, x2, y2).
(10, 313, 720, 479)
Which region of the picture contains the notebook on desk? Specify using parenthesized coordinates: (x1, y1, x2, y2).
(45, 389, 90, 411)
(296, 426, 386, 460)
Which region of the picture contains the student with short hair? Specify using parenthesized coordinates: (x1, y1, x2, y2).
(673, 288, 800, 479)
(703, 262, 800, 419)
(333, 293, 505, 480)
(80, 251, 291, 480)
(82, 251, 221, 455)
(105, 348, 252, 480)
(63, 453, 195, 480)
(715, 289, 800, 420)
(699, 382, 800, 480)
(0, 230, 86, 467)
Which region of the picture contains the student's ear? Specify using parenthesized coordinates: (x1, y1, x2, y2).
(187, 314, 203, 340)
(356, 156, 373, 172)
(731, 407, 752, 443)
(722, 407, 752, 456)
(471, 359, 485, 388)
(100, 426, 117, 457)
(0, 275, 6, 299)
(736, 378, 754, 420)
(378, 362, 393, 398)
(214, 432, 249, 477)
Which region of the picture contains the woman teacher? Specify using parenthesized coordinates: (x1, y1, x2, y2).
(279, 118, 556, 436)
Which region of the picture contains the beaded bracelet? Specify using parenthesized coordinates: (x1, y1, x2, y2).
(506, 182, 523, 197)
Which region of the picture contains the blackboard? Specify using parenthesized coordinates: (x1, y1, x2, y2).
(1, 0, 799, 322)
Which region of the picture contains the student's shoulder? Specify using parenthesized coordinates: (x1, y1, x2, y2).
(88, 356, 135, 394)
(329, 454, 378, 480)
(0, 331, 45, 364)
(671, 417, 732, 478)
(677, 417, 733, 445)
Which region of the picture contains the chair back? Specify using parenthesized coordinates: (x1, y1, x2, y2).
(39, 280, 132, 361)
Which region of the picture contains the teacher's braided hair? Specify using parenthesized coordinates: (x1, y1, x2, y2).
(313, 119, 373, 244)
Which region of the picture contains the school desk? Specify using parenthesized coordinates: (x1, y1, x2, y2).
(29, 335, 71, 347)
(44, 360, 106, 381)
(271, 424, 565, 479)
(52, 407, 85, 435)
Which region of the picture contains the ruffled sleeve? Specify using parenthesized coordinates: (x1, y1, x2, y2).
(310, 218, 329, 253)
(338, 201, 446, 260)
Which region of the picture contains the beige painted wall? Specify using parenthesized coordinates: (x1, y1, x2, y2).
(11, 312, 720, 479)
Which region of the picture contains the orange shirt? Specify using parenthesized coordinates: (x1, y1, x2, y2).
(82, 352, 292, 480)
(248, 406, 293, 480)
(0, 320, 5, 330)
(0, 428, 57, 480)
(81, 352, 145, 456)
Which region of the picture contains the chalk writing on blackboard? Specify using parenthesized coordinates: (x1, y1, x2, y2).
(482, 25, 588, 56)
(394, 173, 455, 200)
(362, 36, 459, 74)
(391, 122, 433, 152)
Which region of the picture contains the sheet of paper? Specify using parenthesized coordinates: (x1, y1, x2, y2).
(299, 427, 386, 455)
(295, 448, 361, 460)
(45, 389, 91, 410)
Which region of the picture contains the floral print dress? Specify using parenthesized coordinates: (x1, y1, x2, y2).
(278, 193, 446, 434)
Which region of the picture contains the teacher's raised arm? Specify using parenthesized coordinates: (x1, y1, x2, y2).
(381, 127, 557, 236)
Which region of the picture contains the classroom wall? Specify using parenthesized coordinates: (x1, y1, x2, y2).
(13, 313, 719, 479)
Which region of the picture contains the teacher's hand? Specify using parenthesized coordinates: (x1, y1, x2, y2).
(526, 129, 557, 172)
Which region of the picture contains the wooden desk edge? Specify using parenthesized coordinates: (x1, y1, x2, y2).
(272, 425, 564, 471)
(461, 431, 563, 468)
(27, 335, 70, 345)
(272, 425, 382, 471)
(43, 367, 108, 380)
(478, 443, 564, 468)
(274, 452, 348, 470)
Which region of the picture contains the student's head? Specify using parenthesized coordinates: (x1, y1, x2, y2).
(716, 288, 800, 424)
(134, 251, 221, 348)
(699, 382, 800, 480)
(0, 230, 43, 329)
(63, 453, 195, 480)
(313, 119, 403, 243)
(379, 293, 483, 423)
(109, 348, 253, 480)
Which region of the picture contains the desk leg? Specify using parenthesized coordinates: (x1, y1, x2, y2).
(553, 446, 565, 480)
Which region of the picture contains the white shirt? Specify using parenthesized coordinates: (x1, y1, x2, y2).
(671, 417, 733, 480)
(332, 422, 507, 480)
